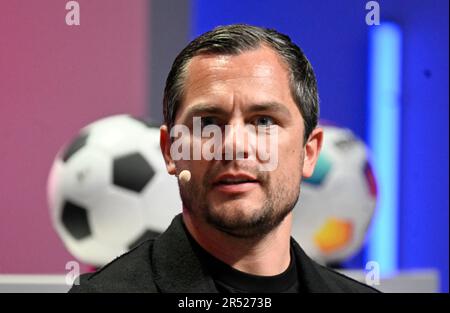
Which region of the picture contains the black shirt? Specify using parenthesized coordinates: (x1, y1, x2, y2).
(211, 248, 300, 293)
(184, 224, 300, 293)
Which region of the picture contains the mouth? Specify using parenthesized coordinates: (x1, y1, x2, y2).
(212, 173, 260, 194)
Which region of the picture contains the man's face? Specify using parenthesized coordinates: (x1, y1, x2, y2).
(162, 46, 316, 238)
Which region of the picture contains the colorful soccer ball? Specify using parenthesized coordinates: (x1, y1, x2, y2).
(292, 124, 377, 264)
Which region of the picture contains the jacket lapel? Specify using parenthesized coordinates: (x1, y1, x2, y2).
(151, 214, 218, 293)
(291, 238, 337, 292)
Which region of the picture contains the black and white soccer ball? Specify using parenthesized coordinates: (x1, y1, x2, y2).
(47, 115, 181, 266)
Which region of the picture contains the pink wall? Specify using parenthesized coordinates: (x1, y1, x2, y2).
(0, 0, 148, 273)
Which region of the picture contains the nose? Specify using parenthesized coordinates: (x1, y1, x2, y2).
(222, 120, 256, 161)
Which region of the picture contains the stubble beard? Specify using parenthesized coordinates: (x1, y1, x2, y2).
(179, 166, 302, 239)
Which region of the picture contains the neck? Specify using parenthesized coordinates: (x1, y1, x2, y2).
(182, 210, 293, 276)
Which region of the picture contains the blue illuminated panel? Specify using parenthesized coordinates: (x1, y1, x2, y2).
(367, 22, 402, 276)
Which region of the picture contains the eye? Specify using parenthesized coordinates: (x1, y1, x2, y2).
(254, 116, 275, 127)
(201, 116, 220, 128)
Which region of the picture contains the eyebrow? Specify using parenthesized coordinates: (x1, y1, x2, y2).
(184, 104, 227, 119)
(183, 101, 291, 120)
(246, 102, 291, 117)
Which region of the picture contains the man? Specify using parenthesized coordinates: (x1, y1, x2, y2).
(70, 24, 379, 293)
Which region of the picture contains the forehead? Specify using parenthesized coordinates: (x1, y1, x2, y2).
(187, 45, 289, 78)
(180, 46, 294, 107)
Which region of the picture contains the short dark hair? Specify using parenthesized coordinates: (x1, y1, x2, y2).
(163, 24, 319, 143)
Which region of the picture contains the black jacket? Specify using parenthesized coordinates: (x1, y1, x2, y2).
(70, 214, 379, 293)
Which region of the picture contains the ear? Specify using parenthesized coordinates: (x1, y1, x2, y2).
(160, 124, 177, 175)
(302, 127, 324, 178)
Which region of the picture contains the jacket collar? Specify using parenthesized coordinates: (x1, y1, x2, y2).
(152, 213, 334, 293)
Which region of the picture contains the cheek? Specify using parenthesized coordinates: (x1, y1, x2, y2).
(277, 138, 303, 177)
(279, 131, 302, 159)
(187, 160, 209, 182)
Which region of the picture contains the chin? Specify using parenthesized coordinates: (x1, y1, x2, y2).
(214, 196, 260, 210)
(209, 202, 263, 223)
